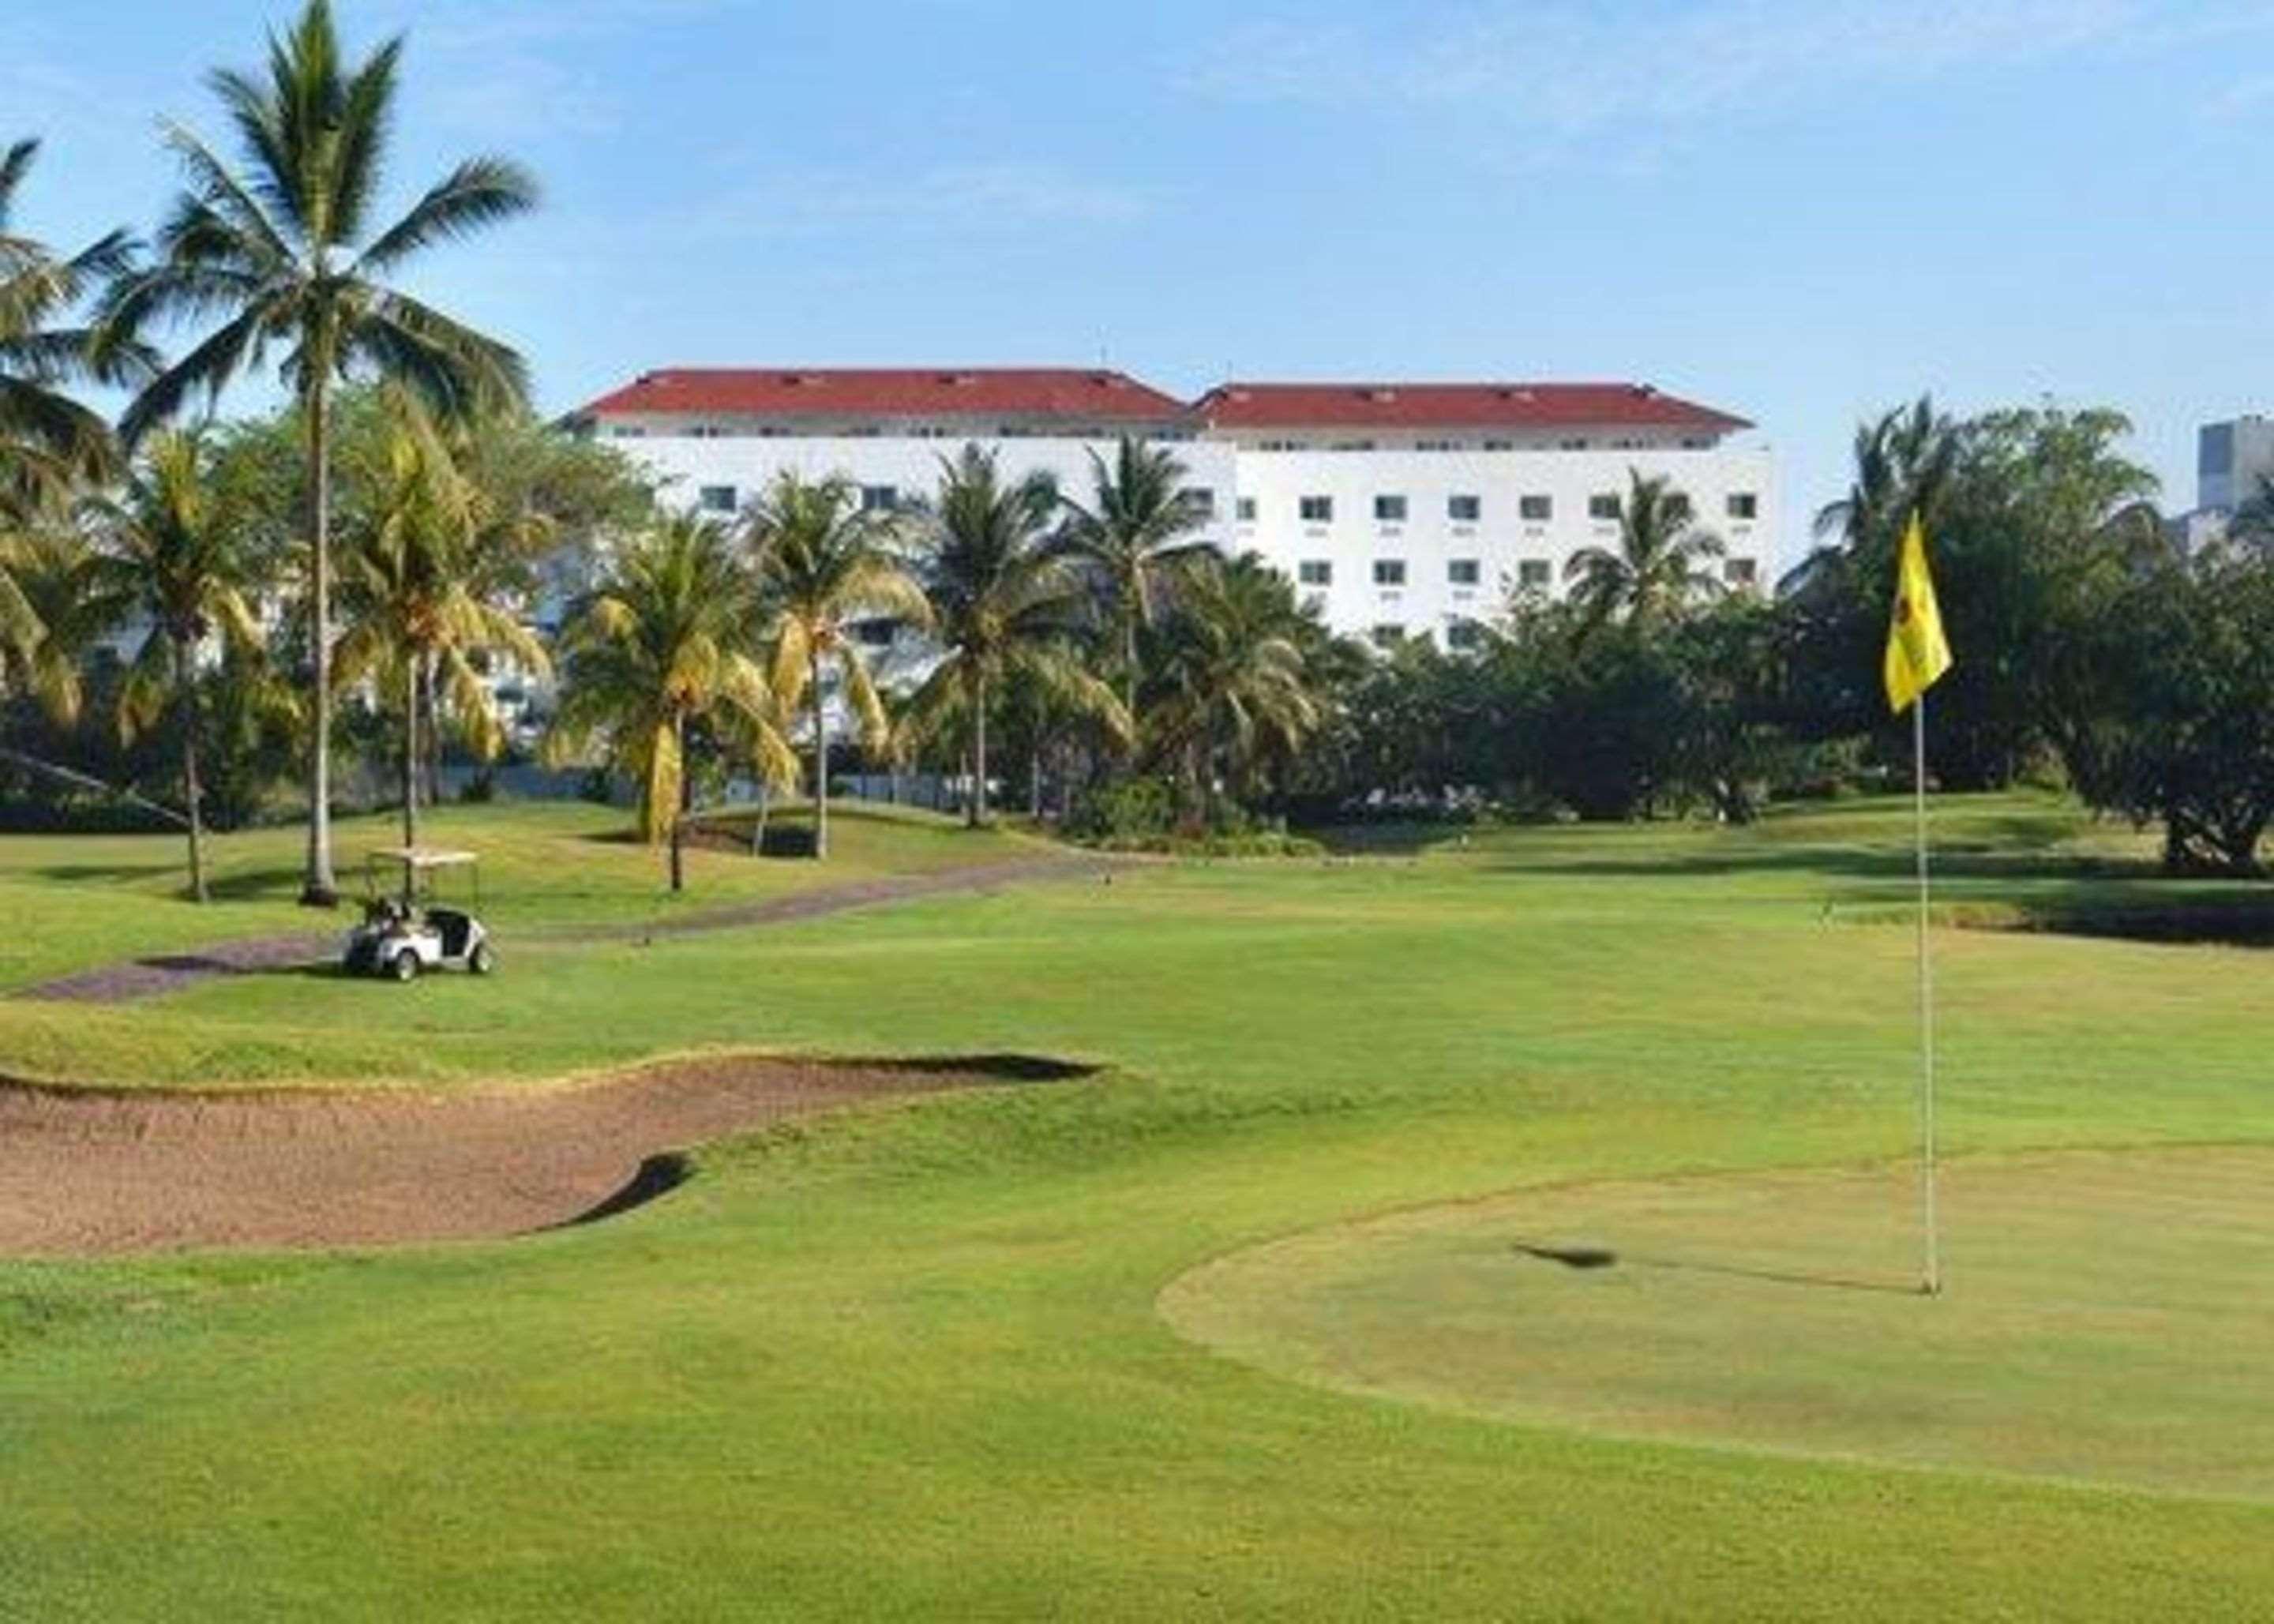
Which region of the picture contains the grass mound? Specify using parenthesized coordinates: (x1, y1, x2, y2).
(1162, 1146, 2274, 1502)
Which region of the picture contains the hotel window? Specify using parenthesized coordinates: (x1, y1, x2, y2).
(610, 425, 646, 439)
(1374, 559, 1407, 587)
(698, 485, 737, 513)
(1374, 493, 1408, 523)
(1588, 493, 1622, 521)
(1560, 437, 1589, 451)
(1664, 493, 1693, 523)
(1330, 439, 1378, 452)
(1236, 496, 1258, 523)
(859, 485, 899, 514)
(1518, 560, 1552, 590)
(1724, 557, 1758, 587)
(1446, 619, 1484, 652)
(1297, 560, 1333, 586)
(1727, 492, 1759, 520)
(1519, 494, 1552, 521)
(1180, 487, 1217, 519)
(1448, 559, 1481, 587)
(1417, 439, 1466, 452)
(1483, 439, 1514, 452)
(1448, 493, 1482, 522)
(1371, 624, 1405, 650)
(1299, 495, 1334, 523)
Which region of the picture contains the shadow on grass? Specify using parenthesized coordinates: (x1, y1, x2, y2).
(1516, 1241, 1919, 1297)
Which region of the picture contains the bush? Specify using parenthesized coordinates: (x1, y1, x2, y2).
(1064, 777, 1173, 842)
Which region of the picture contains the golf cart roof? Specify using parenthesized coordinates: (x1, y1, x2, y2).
(366, 846, 479, 871)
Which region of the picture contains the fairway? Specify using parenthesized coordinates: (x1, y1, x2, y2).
(1163, 1146, 2274, 1502)
(6, 793, 2274, 1618)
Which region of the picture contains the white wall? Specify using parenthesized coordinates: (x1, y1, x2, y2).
(625, 433, 1241, 559)
(1230, 445, 1777, 642)
(600, 429, 1774, 648)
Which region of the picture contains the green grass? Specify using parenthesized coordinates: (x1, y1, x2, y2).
(1164, 1145, 2274, 1502)
(3, 789, 2273, 1618)
(0, 796, 1043, 998)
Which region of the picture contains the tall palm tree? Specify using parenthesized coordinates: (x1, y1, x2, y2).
(332, 394, 549, 850)
(1, 137, 147, 657)
(745, 471, 930, 859)
(1053, 435, 1218, 723)
(550, 512, 796, 844)
(1150, 553, 1320, 814)
(906, 446, 1128, 827)
(101, 0, 538, 905)
(1563, 470, 1726, 628)
(84, 429, 268, 902)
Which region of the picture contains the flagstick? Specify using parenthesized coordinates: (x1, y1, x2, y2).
(1914, 692, 1941, 1296)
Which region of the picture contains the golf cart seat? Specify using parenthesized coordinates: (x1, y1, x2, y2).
(428, 908, 475, 958)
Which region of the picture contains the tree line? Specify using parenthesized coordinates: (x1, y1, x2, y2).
(9, 1, 2274, 896)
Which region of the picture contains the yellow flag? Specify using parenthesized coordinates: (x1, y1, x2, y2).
(1884, 512, 1953, 714)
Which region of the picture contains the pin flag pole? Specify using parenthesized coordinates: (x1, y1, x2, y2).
(1913, 690, 1940, 1296)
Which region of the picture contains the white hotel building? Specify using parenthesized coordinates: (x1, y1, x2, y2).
(566, 368, 1776, 650)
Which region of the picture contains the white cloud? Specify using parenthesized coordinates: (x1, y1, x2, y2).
(1186, 0, 2274, 133)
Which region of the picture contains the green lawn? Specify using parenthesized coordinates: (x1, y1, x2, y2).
(3, 791, 2272, 1618)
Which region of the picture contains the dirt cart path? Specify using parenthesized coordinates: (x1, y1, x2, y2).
(0, 1054, 1075, 1256)
(18, 853, 1118, 1004)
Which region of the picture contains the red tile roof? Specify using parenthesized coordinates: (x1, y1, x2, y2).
(1193, 382, 1751, 434)
(576, 368, 1190, 423)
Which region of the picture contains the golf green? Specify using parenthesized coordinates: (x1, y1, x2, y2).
(1162, 1145, 2274, 1502)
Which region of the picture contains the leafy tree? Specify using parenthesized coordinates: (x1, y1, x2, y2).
(84, 430, 271, 899)
(2065, 545, 2274, 874)
(332, 393, 550, 850)
(745, 471, 930, 858)
(103, 0, 538, 904)
(1563, 469, 1724, 628)
(550, 513, 794, 843)
(906, 446, 1126, 827)
(1801, 396, 1960, 580)
(1053, 435, 1218, 722)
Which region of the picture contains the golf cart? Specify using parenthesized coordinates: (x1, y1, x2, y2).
(343, 847, 497, 981)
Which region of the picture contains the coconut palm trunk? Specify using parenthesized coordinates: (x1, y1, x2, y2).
(809, 644, 828, 859)
(400, 656, 420, 853)
(302, 369, 338, 904)
(969, 673, 989, 828)
(174, 632, 208, 904)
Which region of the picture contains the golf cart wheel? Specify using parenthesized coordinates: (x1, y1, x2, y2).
(469, 942, 497, 976)
(390, 949, 420, 983)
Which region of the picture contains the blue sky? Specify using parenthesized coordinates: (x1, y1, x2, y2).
(10, 0, 2273, 564)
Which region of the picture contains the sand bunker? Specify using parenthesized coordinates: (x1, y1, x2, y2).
(0, 1053, 1083, 1256)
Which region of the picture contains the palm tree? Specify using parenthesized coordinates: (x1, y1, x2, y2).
(1, 137, 147, 657)
(1053, 435, 1218, 723)
(1781, 397, 1959, 598)
(745, 471, 930, 859)
(1563, 470, 1726, 628)
(84, 430, 268, 902)
(1150, 553, 1320, 815)
(101, 0, 538, 905)
(332, 395, 550, 850)
(550, 512, 796, 844)
(906, 446, 1128, 827)
(0, 527, 119, 726)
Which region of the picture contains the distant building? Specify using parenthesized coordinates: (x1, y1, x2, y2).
(565, 366, 1776, 651)
(2178, 414, 2274, 549)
